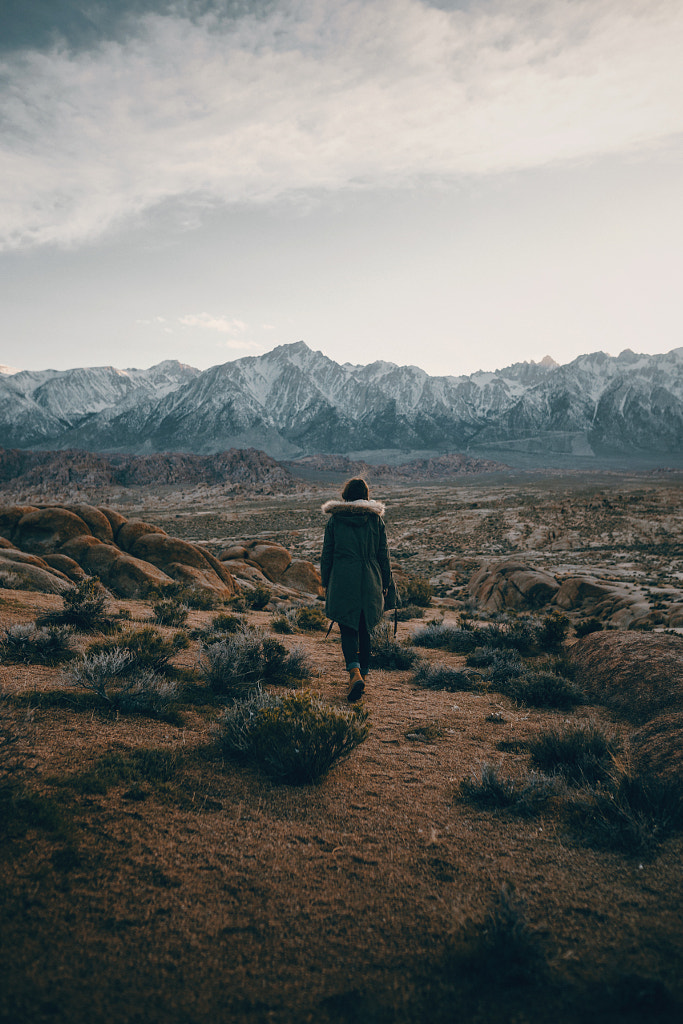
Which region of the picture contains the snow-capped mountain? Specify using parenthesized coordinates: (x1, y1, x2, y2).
(1, 343, 682, 460)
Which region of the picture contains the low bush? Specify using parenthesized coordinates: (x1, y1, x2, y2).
(271, 610, 298, 634)
(480, 619, 539, 655)
(0, 623, 76, 666)
(536, 613, 570, 652)
(411, 620, 477, 653)
(527, 723, 617, 785)
(217, 689, 370, 784)
(37, 577, 117, 633)
(243, 583, 272, 610)
(180, 587, 221, 611)
(498, 670, 583, 710)
(294, 605, 327, 632)
(152, 597, 189, 627)
(211, 612, 243, 633)
(569, 769, 683, 854)
(449, 885, 548, 986)
(395, 604, 426, 622)
(575, 617, 604, 638)
(412, 662, 480, 692)
(458, 763, 560, 816)
(201, 629, 311, 697)
(402, 576, 433, 607)
(370, 620, 419, 670)
(86, 627, 188, 675)
(63, 650, 179, 716)
(466, 647, 525, 682)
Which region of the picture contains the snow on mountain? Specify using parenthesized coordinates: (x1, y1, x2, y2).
(1, 343, 683, 459)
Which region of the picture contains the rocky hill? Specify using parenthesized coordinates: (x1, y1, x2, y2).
(2, 343, 683, 461)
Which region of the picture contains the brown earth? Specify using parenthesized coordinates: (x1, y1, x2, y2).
(1, 583, 682, 1024)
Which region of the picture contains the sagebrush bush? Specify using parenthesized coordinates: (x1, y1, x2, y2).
(498, 670, 583, 710)
(271, 610, 298, 634)
(0, 623, 76, 666)
(536, 613, 570, 651)
(480, 618, 539, 655)
(37, 577, 116, 633)
(294, 605, 327, 632)
(370, 620, 419, 670)
(466, 647, 525, 682)
(395, 604, 425, 621)
(211, 612, 243, 633)
(64, 650, 179, 715)
(575, 617, 604, 638)
(86, 627, 188, 675)
(218, 689, 370, 784)
(449, 885, 548, 986)
(243, 583, 272, 610)
(411, 620, 477, 653)
(412, 662, 480, 692)
(527, 723, 617, 785)
(201, 628, 311, 697)
(569, 769, 683, 854)
(180, 587, 221, 611)
(402, 576, 433, 607)
(458, 763, 560, 816)
(152, 597, 189, 627)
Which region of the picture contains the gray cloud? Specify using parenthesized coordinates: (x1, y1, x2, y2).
(1, 0, 682, 250)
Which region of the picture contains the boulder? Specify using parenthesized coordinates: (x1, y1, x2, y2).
(0, 506, 39, 544)
(629, 712, 683, 785)
(60, 535, 172, 598)
(554, 577, 614, 610)
(468, 560, 559, 613)
(244, 542, 292, 582)
(128, 533, 235, 598)
(62, 504, 114, 543)
(219, 544, 249, 561)
(280, 559, 324, 597)
(0, 551, 72, 594)
(225, 560, 271, 586)
(98, 507, 127, 534)
(568, 631, 683, 723)
(116, 519, 166, 552)
(14, 507, 92, 555)
(42, 553, 89, 583)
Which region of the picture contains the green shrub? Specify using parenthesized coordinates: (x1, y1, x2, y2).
(243, 583, 272, 610)
(211, 612, 243, 633)
(38, 577, 116, 633)
(152, 597, 189, 627)
(201, 628, 311, 697)
(575, 617, 604, 638)
(527, 723, 616, 785)
(458, 763, 560, 816)
(218, 690, 370, 784)
(395, 604, 425, 622)
(411, 620, 477, 653)
(370, 620, 419, 670)
(403, 576, 433, 607)
(86, 627, 188, 675)
(180, 587, 221, 610)
(294, 605, 327, 632)
(271, 611, 297, 634)
(0, 623, 76, 666)
(536, 613, 570, 652)
(498, 670, 583, 710)
(569, 770, 683, 854)
(481, 619, 539, 655)
(412, 662, 480, 692)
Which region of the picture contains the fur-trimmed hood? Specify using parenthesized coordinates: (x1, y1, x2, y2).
(321, 498, 386, 517)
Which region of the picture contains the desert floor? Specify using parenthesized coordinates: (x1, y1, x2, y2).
(1, 473, 682, 1024)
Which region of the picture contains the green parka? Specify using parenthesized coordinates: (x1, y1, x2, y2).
(320, 499, 392, 630)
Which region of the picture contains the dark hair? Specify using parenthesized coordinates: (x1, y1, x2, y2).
(342, 477, 369, 502)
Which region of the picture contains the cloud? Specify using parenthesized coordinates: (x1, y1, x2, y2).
(1, 0, 682, 249)
(178, 313, 248, 333)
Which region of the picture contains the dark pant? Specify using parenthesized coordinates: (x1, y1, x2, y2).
(339, 612, 370, 676)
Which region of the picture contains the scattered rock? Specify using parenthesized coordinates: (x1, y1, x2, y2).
(568, 631, 683, 723)
(467, 559, 559, 612)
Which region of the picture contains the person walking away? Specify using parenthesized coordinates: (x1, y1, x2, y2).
(320, 478, 393, 702)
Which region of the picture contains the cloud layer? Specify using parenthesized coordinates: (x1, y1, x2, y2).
(2, 0, 682, 249)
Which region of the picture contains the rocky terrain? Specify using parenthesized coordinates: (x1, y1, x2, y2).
(2, 342, 683, 462)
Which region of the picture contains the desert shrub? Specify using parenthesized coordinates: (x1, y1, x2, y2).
(218, 689, 370, 784)
(211, 612, 243, 633)
(38, 577, 116, 633)
(395, 604, 425, 621)
(294, 604, 327, 632)
(404, 720, 445, 741)
(536, 613, 570, 652)
(411, 620, 477, 653)
(527, 723, 617, 785)
(86, 627, 188, 675)
(458, 763, 560, 816)
(481, 618, 539, 655)
(0, 623, 76, 666)
(569, 769, 683, 854)
(180, 587, 221, 611)
(271, 610, 298, 634)
(498, 670, 583, 710)
(152, 597, 189, 627)
(63, 650, 179, 715)
(243, 583, 272, 610)
(412, 662, 480, 692)
(402, 576, 433, 607)
(201, 629, 311, 697)
(449, 885, 548, 986)
(466, 647, 525, 682)
(575, 617, 604, 638)
(370, 620, 419, 670)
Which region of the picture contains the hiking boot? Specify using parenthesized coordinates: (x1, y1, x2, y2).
(347, 667, 365, 702)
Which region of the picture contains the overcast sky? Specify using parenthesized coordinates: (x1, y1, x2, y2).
(1, 0, 682, 377)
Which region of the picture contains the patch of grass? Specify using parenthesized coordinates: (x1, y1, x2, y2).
(535, 613, 570, 652)
(404, 720, 445, 742)
(411, 620, 477, 653)
(395, 603, 426, 621)
(37, 577, 118, 633)
(210, 612, 243, 633)
(402, 576, 434, 607)
(458, 763, 561, 816)
(271, 610, 298, 634)
(0, 622, 76, 665)
(217, 689, 370, 784)
(527, 722, 617, 785)
(466, 646, 525, 682)
(86, 626, 188, 675)
(370, 620, 419, 670)
(152, 597, 189, 627)
(63, 650, 180, 718)
(412, 662, 480, 692)
(294, 605, 327, 632)
(448, 885, 548, 987)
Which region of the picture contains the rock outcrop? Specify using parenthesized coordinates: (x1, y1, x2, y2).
(219, 539, 323, 599)
(467, 560, 560, 612)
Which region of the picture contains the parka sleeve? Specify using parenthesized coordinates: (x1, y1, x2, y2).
(377, 518, 392, 589)
(320, 519, 334, 588)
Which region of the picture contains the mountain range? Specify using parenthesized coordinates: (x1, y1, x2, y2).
(2, 342, 683, 463)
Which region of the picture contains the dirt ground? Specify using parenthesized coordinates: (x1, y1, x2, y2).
(1, 586, 682, 1024)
